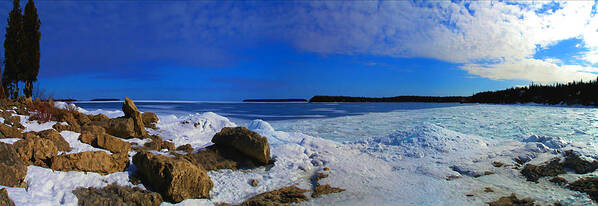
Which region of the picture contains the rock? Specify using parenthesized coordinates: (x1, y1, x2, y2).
(90, 114, 110, 122)
(141, 112, 158, 129)
(212, 127, 271, 165)
(549, 177, 568, 186)
(563, 151, 598, 174)
(484, 187, 494, 192)
(79, 133, 131, 154)
(137, 136, 174, 152)
(107, 117, 136, 138)
(38, 129, 71, 152)
(0, 143, 27, 187)
(4, 115, 22, 129)
(250, 179, 259, 187)
(567, 177, 598, 202)
(520, 158, 565, 182)
(50, 151, 129, 174)
(132, 151, 213, 203)
(184, 147, 241, 171)
(52, 123, 70, 132)
(487, 193, 535, 206)
(492, 161, 504, 167)
(13, 134, 58, 166)
(0, 124, 22, 139)
(81, 125, 106, 135)
(72, 184, 162, 206)
(75, 113, 91, 126)
(0, 188, 15, 206)
(310, 172, 344, 198)
(312, 184, 345, 198)
(58, 112, 81, 132)
(122, 97, 147, 138)
(239, 185, 309, 206)
(175, 144, 194, 153)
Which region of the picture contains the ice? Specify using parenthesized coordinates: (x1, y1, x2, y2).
(7, 103, 598, 205)
(1, 166, 134, 206)
(149, 112, 236, 148)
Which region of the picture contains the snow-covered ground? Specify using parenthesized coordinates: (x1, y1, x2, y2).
(2, 103, 598, 205)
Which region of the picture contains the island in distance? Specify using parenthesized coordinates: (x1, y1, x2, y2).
(243, 99, 308, 102)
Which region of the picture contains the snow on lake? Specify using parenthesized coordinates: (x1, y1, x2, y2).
(4, 102, 598, 205)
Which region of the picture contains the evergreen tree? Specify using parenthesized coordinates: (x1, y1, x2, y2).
(3, 0, 23, 98)
(23, 0, 40, 98)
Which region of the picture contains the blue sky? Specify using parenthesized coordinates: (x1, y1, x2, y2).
(0, 1, 597, 100)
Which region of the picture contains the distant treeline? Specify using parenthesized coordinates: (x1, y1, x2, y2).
(309, 96, 466, 103)
(243, 99, 307, 102)
(310, 78, 598, 106)
(469, 79, 598, 105)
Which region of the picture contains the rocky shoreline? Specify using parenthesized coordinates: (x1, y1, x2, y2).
(0, 97, 345, 205)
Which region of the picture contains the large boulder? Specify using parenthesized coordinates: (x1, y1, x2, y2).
(211, 127, 271, 165)
(79, 133, 131, 154)
(132, 151, 213, 203)
(38, 129, 71, 152)
(122, 97, 147, 138)
(72, 184, 162, 206)
(50, 151, 129, 174)
(0, 188, 15, 206)
(0, 124, 22, 139)
(57, 112, 81, 132)
(0, 143, 27, 187)
(90, 114, 109, 122)
(13, 134, 58, 167)
(106, 117, 136, 139)
(141, 112, 158, 129)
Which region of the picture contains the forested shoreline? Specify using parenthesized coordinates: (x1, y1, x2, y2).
(310, 78, 598, 106)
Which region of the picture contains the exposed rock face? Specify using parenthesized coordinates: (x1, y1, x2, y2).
(487, 193, 535, 206)
(134, 135, 174, 152)
(0, 124, 22, 139)
(521, 151, 598, 182)
(568, 177, 598, 202)
(0, 188, 15, 206)
(13, 134, 58, 167)
(122, 97, 147, 138)
(239, 185, 309, 206)
(521, 159, 565, 182)
(90, 114, 109, 122)
(72, 184, 162, 206)
(79, 126, 130, 154)
(550, 177, 568, 186)
(0, 143, 27, 187)
(141, 112, 158, 129)
(4, 115, 23, 129)
(132, 151, 213, 203)
(107, 117, 136, 139)
(38, 129, 71, 152)
(50, 151, 129, 174)
(212, 127, 271, 165)
(79, 133, 131, 154)
(58, 112, 81, 132)
(175, 144, 193, 153)
(563, 151, 598, 174)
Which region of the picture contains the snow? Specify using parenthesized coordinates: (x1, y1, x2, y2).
(1, 166, 134, 206)
(60, 131, 111, 154)
(5, 103, 598, 205)
(148, 112, 237, 148)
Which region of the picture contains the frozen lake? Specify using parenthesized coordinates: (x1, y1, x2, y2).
(7, 101, 596, 205)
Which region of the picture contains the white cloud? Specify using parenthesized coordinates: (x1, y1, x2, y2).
(461, 59, 597, 84)
(279, 1, 598, 84)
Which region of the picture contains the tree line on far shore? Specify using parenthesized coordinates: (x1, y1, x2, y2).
(310, 77, 598, 106)
(1, 0, 41, 99)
